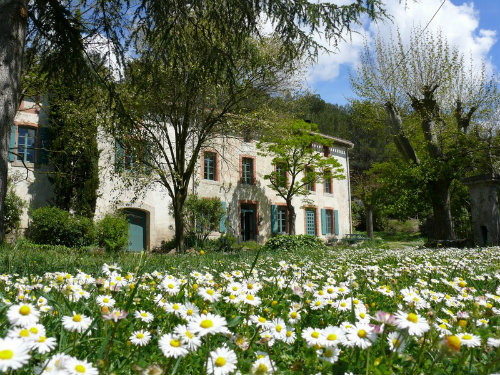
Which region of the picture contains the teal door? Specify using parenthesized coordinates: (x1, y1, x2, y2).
(241, 204, 256, 241)
(306, 209, 316, 236)
(123, 209, 147, 252)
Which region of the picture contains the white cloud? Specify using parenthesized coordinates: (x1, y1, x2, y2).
(306, 0, 498, 86)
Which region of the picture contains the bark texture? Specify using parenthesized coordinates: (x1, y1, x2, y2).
(0, 0, 27, 242)
(287, 202, 296, 235)
(366, 205, 373, 239)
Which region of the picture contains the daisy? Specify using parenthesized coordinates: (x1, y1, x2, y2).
(250, 315, 272, 330)
(7, 303, 40, 327)
(387, 332, 406, 353)
(62, 312, 92, 333)
(487, 337, 500, 348)
(457, 333, 481, 348)
(188, 313, 229, 337)
(134, 310, 154, 323)
(283, 329, 296, 345)
(198, 287, 222, 303)
(345, 323, 376, 349)
(288, 310, 301, 324)
(130, 330, 151, 346)
(96, 295, 115, 308)
(66, 358, 99, 375)
(318, 346, 340, 364)
(268, 318, 287, 341)
(38, 353, 73, 374)
(32, 336, 57, 354)
(207, 346, 238, 375)
(394, 311, 430, 336)
(0, 337, 31, 372)
(174, 325, 202, 351)
(161, 278, 181, 295)
(158, 333, 189, 358)
(322, 326, 345, 347)
(251, 355, 275, 374)
(241, 293, 262, 306)
(301, 327, 325, 347)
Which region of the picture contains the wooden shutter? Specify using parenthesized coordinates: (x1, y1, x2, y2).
(37, 127, 50, 164)
(8, 125, 16, 162)
(334, 210, 339, 235)
(219, 202, 227, 233)
(271, 205, 278, 234)
(321, 208, 327, 235)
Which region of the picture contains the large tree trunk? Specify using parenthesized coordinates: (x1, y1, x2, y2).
(428, 179, 455, 240)
(172, 188, 188, 253)
(0, 0, 27, 242)
(366, 205, 374, 239)
(287, 202, 296, 235)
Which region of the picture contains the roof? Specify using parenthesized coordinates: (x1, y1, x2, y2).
(310, 132, 354, 149)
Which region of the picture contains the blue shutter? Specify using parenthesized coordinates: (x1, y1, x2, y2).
(8, 125, 16, 162)
(219, 202, 227, 233)
(271, 205, 278, 234)
(321, 208, 327, 235)
(115, 139, 124, 172)
(37, 127, 50, 164)
(334, 210, 339, 235)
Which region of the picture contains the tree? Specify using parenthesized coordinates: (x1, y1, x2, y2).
(257, 119, 344, 234)
(351, 27, 499, 240)
(183, 195, 225, 247)
(0, 0, 387, 242)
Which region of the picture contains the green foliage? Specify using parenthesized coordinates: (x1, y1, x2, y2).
(27, 206, 95, 247)
(95, 214, 129, 253)
(183, 195, 225, 244)
(264, 234, 325, 252)
(3, 179, 26, 235)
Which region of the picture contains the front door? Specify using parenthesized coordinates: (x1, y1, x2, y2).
(241, 204, 256, 241)
(123, 209, 147, 252)
(306, 208, 316, 236)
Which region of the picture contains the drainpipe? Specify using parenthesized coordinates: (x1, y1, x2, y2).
(346, 149, 352, 235)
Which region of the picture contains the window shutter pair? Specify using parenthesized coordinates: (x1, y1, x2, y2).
(219, 202, 227, 233)
(270, 205, 278, 234)
(321, 209, 339, 235)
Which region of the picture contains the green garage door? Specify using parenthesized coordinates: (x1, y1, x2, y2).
(123, 209, 147, 252)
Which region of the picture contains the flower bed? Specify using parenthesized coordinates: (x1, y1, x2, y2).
(1, 246, 500, 374)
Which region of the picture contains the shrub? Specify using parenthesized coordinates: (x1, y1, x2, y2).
(4, 179, 26, 235)
(264, 234, 325, 252)
(27, 206, 95, 247)
(95, 214, 129, 252)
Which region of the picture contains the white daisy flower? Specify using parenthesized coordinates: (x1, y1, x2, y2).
(250, 355, 275, 374)
(130, 330, 151, 346)
(394, 311, 430, 336)
(134, 310, 154, 323)
(345, 323, 376, 349)
(174, 325, 202, 351)
(7, 303, 40, 327)
(283, 329, 296, 344)
(0, 337, 31, 372)
(241, 293, 262, 306)
(301, 327, 325, 347)
(387, 332, 406, 353)
(198, 287, 222, 303)
(62, 312, 92, 333)
(188, 313, 229, 337)
(32, 336, 57, 354)
(158, 333, 189, 358)
(207, 346, 238, 375)
(487, 337, 500, 348)
(96, 295, 115, 308)
(318, 346, 340, 363)
(322, 326, 345, 347)
(457, 333, 481, 348)
(66, 358, 99, 375)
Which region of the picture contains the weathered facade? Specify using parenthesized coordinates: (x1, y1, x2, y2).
(9, 99, 354, 250)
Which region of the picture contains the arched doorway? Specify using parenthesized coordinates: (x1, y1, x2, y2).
(122, 208, 147, 252)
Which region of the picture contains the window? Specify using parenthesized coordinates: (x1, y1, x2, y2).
(277, 206, 287, 234)
(305, 167, 315, 191)
(276, 163, 287, 188)
(324, 170, 332, 194)
(242, 157, 254, 184)
(115, 140, 150, 173)
(305, 208, 316, 236)
(204, 152, 217, 180)
(17, 126, 36, 163)
(325, 209, 333, 235)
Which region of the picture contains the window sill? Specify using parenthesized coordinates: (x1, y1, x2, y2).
(11, 161, 35, 168)
(201, 179, 220, 185)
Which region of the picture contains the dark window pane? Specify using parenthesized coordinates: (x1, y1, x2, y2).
(325, 210, 333, 235)
(278, 206, 287, 234)
(242, 158, 253, 184)
(17, 127, 36, 163)
(204, 152, 216, 180)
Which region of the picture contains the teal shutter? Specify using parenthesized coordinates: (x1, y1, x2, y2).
(321, 208, 327, 235)
(334, 210, 339, 235)
(37, 127, 50, 164)
(8, 125, 16, 162)
(219, 202, 227, 233)
(271, 205, 278, 234)
(115, 139, 124, 172)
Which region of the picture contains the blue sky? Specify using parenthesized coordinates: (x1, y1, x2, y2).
(307, 0, 500, 105)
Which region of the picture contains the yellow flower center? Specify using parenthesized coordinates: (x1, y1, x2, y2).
(73, 314, 82, 322)
(447, 335, 461, 351)
(407, 313, 418, 324)
(290, 312, 297, 318)
(201, 320, 213, 329)
(232, 286, 238, 291)
(187, 309, 193, 315)
(358, 329, 367, 338)
(229, 295, 236, 300)
(75, 364, 86, 373)
(286, 330, 292, 337)
(392, 338, 400, 347)
(173, 304, 179, 310)
(439, 323, 447, 329)
(247, 284, 254, 289)
(341, 302, 347, 307)
(30, 327, 38, 334)
(20, 329, 29, 337)
(327, 333, 337, 341)
(170, 339, 181, 347)
(0, 350, 13, 360)
(324, 349, 333, 358)
(168, 283, 174, 289)
(186, 331, 194, 339)
(207, 289, 214, 295)
(137, 333, 144, 339)
(327, 288, 334, 293)
(459, 320, 467, 328)
(258, 317, 266, 323)
(339, 287, 345, 292)
(215, 357, 226, 367)
(247, 295, 254, 301)
(257, 363, 268, 373)
(38, 336, 46, 342)
(462, 334, 472, 340)
(311, 331, 320, 339)
(19, 305, 31, 315)
(359, 313, 365, 319)
(315, 301, 321, 306)
(103, 298, 109, 303)
(141, 313, 148, 317)
(275, 325, 282, 332)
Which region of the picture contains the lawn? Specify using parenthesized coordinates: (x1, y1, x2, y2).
(1, 242, 500, 374)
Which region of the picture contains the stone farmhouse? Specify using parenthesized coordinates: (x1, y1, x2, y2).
(8, 98, 354, 251)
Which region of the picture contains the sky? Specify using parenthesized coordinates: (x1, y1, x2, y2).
(305, 0, 500, 105)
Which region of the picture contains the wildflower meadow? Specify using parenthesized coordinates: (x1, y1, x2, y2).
(1, 246, 500, 374)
